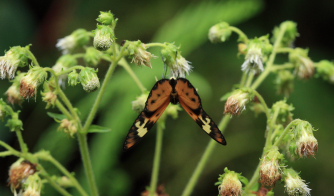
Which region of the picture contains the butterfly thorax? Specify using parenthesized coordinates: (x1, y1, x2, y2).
(169, 78, 179, 104)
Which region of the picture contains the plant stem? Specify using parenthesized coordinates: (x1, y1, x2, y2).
(181, 115, 231, 196)
(46, 155, 88, 196)
(229, 26, 249, 43)
(56, 100, 73, 119)
(252, 90, 270, 119)
(119, 58, 147, 93)
(82, 62, 117, 133)
(149, 123, 164, 196)
(15, 130, 28, 153)
(77, 133, 99, 196)
(251, 24, 287, 90)
(39, 168, 73, 196)
(245, 72, 255, 87)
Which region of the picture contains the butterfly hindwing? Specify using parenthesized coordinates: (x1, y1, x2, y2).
(175, 78, 227, 145)
(124, 79, 172, 150)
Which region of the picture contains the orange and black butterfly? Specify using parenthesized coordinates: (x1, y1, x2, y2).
(124, 78, 227, 150)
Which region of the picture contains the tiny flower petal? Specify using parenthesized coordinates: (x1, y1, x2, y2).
(241, 47, 264, 73)
(284, 168, 311, 196)
(224, 89, 253, 116)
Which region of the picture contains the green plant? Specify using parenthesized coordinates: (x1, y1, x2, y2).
(1, 8, 330, 196)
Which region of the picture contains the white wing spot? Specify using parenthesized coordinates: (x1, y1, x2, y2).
(200, 116, 212, 134)
(135, 118, 149, 137)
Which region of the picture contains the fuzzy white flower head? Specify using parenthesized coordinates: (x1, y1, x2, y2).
(241, 46, 264, 73)
(296, 131, 318, 158)
(56, 35, 76, 54)
(284, 169, 311, 196)
(171, 55, 192, 78)
(131, 44, 156, 68)
(224, 89, 253, 116)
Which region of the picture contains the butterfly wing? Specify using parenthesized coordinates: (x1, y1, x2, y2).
(124, 79, 172, 150)
(175, 78, 227, 145)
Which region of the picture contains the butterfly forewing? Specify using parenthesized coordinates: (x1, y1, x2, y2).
(124, 79, 172, 150)
(175, 78, 227, 145)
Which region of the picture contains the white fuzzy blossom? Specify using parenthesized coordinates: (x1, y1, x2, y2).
(56, 35, 76, 54)
(171, 56, 192, 78)
(241, 47, 264, 73)
(285, 172, 311, 196)
(0, 51, 20, 79)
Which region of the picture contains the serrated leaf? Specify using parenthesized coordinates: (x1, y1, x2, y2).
(47, 112, 66, 121)
(87, 125, 111, 133)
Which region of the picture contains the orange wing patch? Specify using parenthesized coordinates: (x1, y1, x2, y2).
(175, 78, 226, 145)
(124, 78, 227, 150)
(124, 80, 172, 150)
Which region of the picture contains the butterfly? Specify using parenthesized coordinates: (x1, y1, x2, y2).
(124, 78, 227, 150)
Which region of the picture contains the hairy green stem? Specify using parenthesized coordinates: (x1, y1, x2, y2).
(181, 115, 231, 196)
(77, 133, 99, 196)
(55, 100, 73, 119)
(39, 169, 73, 196)
(15, 130, 28, 153)
(229, 26, 249, 43)
(251, 24, 287, 90)
(252, 90, 270, 119)
(149, 123, 164, 196)
(0, 141, 20, 156)
(82, 62, 117, 133)
(273, 121, 295, 146)
(245, 72, 255, 87)
(119, 58, 147, 93)
(44, 155, 88, 196)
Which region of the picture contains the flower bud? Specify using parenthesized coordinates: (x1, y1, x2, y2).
(84, 47, 102, 66)
(79, 67, 100, 92)
(208, 22, 232, 43)
(53, 55, 77, 73)
(284, 119, 318, 159)
(0, 46, 30, 79)
(289, 48, 315, 79)
(164, 104, 181, 119)
(161, 43, 192, 78)
(96, 11, 116, 26)
(56, 29, 90, 54)
(41, 81, 58, 109)
(224, 89, 253, 116)
(6, 112, 23, 132)
(0, 99, 10, 120)
(58, 119, 78, 137)
(260, 146, 284, 187)
(272, 21, 299, 47)
(20, 67, 48, 99)
(283, 168, 311, 196)
(125, 40, 156, 68)
(315, 60, 334, 84)
(8, 160, 37, 191)
(241, 37, 272, 73)
(271, 100, 294, 125)
(216, 168, 245, 196)
(19, 173, 42, 196)
(56, 176, 74, 187)
(6, 74, 24, 105)
(132, 93, 149, 113)
(275, 70, 294, 97)
(52, 55, 78, 86)
(93, 25, 114, 51)
(68, 70, 80, 86)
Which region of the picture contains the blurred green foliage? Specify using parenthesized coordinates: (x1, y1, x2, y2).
(1, 0, 334, 195)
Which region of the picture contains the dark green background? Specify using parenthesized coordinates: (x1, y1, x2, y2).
(1, 0, 333, 195)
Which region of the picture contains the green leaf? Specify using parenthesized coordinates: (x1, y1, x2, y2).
(46, 112, 66, 121)
(153, 0, 263, 55)
(87, 124, 111, 133)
